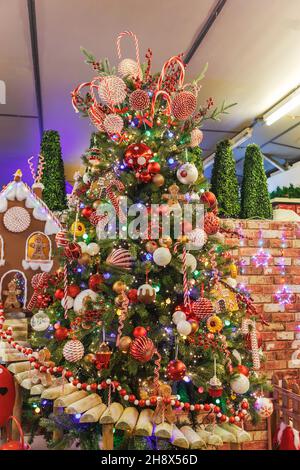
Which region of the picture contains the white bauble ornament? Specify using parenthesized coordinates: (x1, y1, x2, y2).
(177, 163, 198, 185)
(118, 59, 142, 80)
(63, 339, 84, 363)
(178, 253, 197, 273)
(254, 397, 274, 418)
(226, 277, 237, 288)
(137, 284, 156, 304)
(61, 296, 74, 310)
(30, 310, 50, 332)
(83, 173, 91, 184)
(153, 247, 172, 266)
(177, 320, 192, 336)
(73, 289, 98, 314)
(172, 310, 186, 325)
(87, 243, 100, 256)
(187, 228, 207, 250)
(230, 374, 250, 394)
(78, 242, 88, 254)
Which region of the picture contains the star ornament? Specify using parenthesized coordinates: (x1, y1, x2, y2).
(275, 285, 294, 305)
(251, 249, 272, 267)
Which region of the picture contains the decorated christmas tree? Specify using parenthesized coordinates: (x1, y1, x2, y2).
(23, 32, 270, 450)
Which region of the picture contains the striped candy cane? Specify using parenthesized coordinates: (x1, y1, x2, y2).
(116, 293, 129, 347)
(62, 262, 69, 319)
(150, 89, 172, 121)
(71, 81, 91, 112)
(242, 319, 260, 370)
(156, 55, 186, 90)
(116, 30, 141, 72)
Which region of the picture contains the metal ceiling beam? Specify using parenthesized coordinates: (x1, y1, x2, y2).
(27, 0, 43, 138)
(262, 153, 287, 172)
(184, 0, 227, 64)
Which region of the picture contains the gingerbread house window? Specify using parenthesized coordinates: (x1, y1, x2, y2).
(22, 232, 53, 272)
(0, 235, 4, 266)
(0, 270, 27, 310)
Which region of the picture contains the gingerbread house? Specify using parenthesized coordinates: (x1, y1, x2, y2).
(0, 170, 61, 313)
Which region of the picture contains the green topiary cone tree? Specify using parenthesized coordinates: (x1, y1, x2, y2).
(211, 139, 240, 217)
(40, 130, 67, 211)
(241, 143, 272, 219)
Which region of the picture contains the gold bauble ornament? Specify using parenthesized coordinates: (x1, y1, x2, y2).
(78, 253, 91, 265)
(230, 263, 238, 279)
(113, 280, 127, 294)
(93, 200, 101, 210)
(177, 235, 189, 244)
(145, 240, 158, 253)
(83, 353, 96, 364)
(152, 174, 165, 187)
(118, 336, 132, 353)
(188, 319, 199, 334)
(159, 236, 172, 248)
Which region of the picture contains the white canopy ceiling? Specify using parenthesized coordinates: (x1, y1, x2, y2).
(1, 0, 300, 184)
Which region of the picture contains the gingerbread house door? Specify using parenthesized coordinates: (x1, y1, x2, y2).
(0, 270, 27, 313)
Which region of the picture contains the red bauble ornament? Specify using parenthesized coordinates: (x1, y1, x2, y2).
(54, 289, 64, 300)
(166, 360, 187, 381)
(81, 206, 93, 219)
(64, 242, 82, 260)
(237, 365, 249, 376)
(137, 170, 152, 183)
(133, 326, 147, 338)
(127, 289, 138, 303)
(54, 326, 69, 341)
(67, 285, 81, 298)
(88, 273, 104, 292)
(171, 91, 197, 120)
(204, 212, 220, 235)
(147, 162, 161, 174)
(191, 297, 213, 320)
(130, 336, 155, 363)
(124, 143, 153, 169)
(200, 191, 217, 209)
(0, 366, 16, 427)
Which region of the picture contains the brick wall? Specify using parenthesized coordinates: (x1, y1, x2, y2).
(224, 219, 300, 450)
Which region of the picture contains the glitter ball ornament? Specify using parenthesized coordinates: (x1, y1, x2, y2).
(55, 230, 69, 248)
(171, 91, 197, 120)
(63, 339, 84, 363)
(191, 297, 213, 320)
(177, 163, 198, 184)
(103, 114, 124, 134)
(190, 128, 203, 147)
(230, 374, 250, 394)
(130, 336, 155, 363)
(137, 284, 156, 304)
(129, 89, 150, 111)
(118, 58, 141, 79)
(204, 212, 220, 235)
(145, 240, 158, 253)
(98, 76, 127, 106)
(254, 397, 274, 418)
(166, 359, 187, 381)
(124, 143, 153, 168)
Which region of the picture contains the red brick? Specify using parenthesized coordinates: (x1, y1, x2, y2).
(272, 312, 295, 321)
(242, 441, 268, 450)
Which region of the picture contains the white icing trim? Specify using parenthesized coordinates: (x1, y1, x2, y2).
(0, 234, 4, 262)
(0, 269, 27, 306)
(22, 260, 53, 272)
